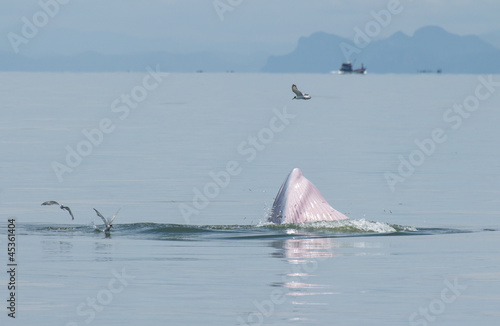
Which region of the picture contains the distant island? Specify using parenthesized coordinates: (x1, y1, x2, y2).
(263, 26, 500, 74)
(1, 26, 499, 73)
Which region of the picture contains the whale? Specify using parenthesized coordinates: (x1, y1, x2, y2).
(269, 168, 349, 224)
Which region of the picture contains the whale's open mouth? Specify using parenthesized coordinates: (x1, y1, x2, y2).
(269, 168, 349, 224)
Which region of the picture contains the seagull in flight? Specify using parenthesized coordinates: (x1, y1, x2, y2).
(41, 201, 74, 220)
(292, 84, 311, 100)
(93, 208, 120, 232)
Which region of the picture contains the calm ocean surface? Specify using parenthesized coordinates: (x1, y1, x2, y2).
(1, 72, 499, 325)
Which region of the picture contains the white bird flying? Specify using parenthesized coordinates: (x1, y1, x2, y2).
(93, 208, 120, 232)
(41, 201, 74, 220)
(292, 84, 311, 100)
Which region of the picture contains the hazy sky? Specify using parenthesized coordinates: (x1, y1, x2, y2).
(1, 0, 499, 56)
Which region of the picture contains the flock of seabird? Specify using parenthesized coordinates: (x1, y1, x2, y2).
(41, 201, 119, 233)
(40, 84, 309, 233)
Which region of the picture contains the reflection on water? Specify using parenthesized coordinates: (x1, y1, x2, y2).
(41, 240, 73, 255)
(281, 237, 339, 260)
(271, 237, 339, 307)
(270, 235, 383, 320)
(39, 239, 114, 262)
(94, 241, 113, 262)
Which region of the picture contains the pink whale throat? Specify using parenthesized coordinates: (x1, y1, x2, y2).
(269, 168, 349, 224)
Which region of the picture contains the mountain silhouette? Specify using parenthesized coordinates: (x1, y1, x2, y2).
(2, 26, 499, 73)
(263, 26, 500, 73)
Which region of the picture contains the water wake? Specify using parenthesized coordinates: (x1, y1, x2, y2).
(15, 218, 478, 242)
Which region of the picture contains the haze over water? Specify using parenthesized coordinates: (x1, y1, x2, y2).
(1, 72, 499, 325)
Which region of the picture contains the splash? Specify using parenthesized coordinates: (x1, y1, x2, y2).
(259, 218, 417, 234)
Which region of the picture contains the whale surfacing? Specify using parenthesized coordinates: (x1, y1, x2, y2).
(269, 168, 348, 224)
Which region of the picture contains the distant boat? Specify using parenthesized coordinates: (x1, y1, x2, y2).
(336, 61, 366, 74)
(418, 68, 442, 74)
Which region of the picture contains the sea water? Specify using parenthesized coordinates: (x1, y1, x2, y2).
(0, 72, 499, 325)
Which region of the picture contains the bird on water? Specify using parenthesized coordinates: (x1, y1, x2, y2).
(93, 208, 120, 232)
